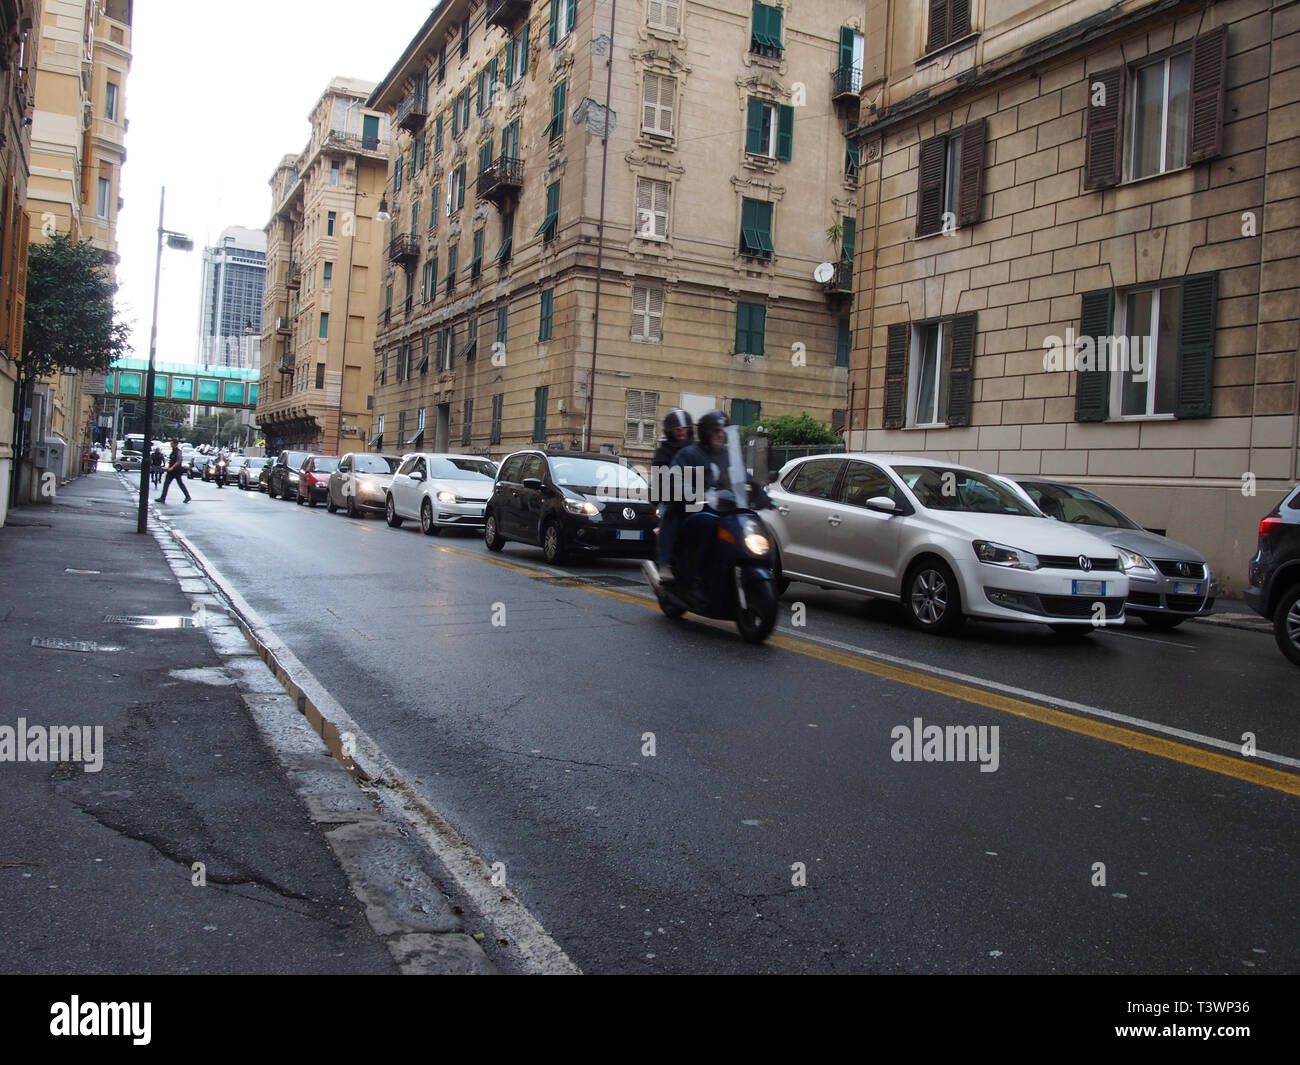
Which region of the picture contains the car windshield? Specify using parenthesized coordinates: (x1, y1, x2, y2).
(549, 458, 650, 492)
(311, 457, 340, 473)
(354, 455, 399, 474)
(428, 457, 497, 480)
(286, 452, 310, 467)
(893, 466, 1038, 515)
(1019, 482, 1141, 529)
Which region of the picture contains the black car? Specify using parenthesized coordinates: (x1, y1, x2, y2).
(484, 450, 658, 564)
(267, 450, 312, 500)
(1245, 482, 1300, 666)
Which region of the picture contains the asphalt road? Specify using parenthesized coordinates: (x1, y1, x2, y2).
(146, 472, 1300, 974)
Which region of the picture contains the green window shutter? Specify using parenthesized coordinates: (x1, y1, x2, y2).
(505, 40, 516, 84)
(735, 302, 748, 352)
(836, 316, 851, 367)
(520, 27, 529, 73)
(1075, 289, 1114, 422)
(730, 399, 760, 426)
(745, 97, 764, 154)
(497, 304, 509, 346)
(489, 57, 499, 101)
(534, 386, 549, 441)
(846, 139, 860, 173)
(776, 104, 793, 161)
(476, 71, 485, 114)
(769, 5, 782, 49)
(435, 115, 442, 152)
(553, 80, 567, 137)
(945, 313, 977, 426)
(841, 216, 856, 265)
(549, 0, 559, 46)
(411, 200, 419, 235)
(539, 288, 554, 341)
(429, 257, 438, 298)
(756, 201, 773, 254)
(839, 26, 855, 69)
(456, 164, 466, 209)
(1189, 26, 1229, 163)
(394, 158, 402, 191)
(1175, 272, 1218, 418)
(431, 184, 439, 221)
(566, 0, 577, 33)
(883, 323, 909, 429)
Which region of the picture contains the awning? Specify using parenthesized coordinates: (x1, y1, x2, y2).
(494, 236, 513, 262)
(368, 433, 383, 448)
(406, 429, 424, 446)
(459, 336, 477, 361)
(534, 209, 558, 237)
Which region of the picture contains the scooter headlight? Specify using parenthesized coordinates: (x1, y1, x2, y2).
(740, 517, 769, 556)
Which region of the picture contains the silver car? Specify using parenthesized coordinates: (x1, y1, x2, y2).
(385, 453, 499, 535)
(1007, 477, 1215, 629)
(328, 453, 401, 517)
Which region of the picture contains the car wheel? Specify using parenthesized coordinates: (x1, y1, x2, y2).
(347, 494, 359, 519)
(1139, 613, 1185, 630)
(327, 492, 337, 513)
(421, 499, 439, 536)
(267, 482, 276, 498)
(385, 495, 404, 528)
(1272, 583, 1300, 667)
(542, 522, 566, 565)
(1050, 624, 1096, 638)
(484, 513, 505, 552)
(771, 542, 790, 597)
(903, 559, 964, 635)
(296, 492, 304, 505)
(306, 494, 316, 507)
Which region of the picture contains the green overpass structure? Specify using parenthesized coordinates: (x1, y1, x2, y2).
(103, 359, 259, 410)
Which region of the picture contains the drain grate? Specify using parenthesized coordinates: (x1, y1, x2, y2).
(102, 614, 196, 629)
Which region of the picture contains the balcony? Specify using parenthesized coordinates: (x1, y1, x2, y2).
(285, 261, 301, 289)
(388, 233, 419, 266)
(831, 65, 863, 105)
(324, 130, 388, 157)
(395, 93, 430, 133)
(476, 156, 524, 207)
(823, 261, 853, 300)
(486, 0, 531, 32)
(275, 316, 292, 334)
(277, 350, 295, 373)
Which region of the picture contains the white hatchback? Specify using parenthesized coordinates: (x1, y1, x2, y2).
(765, 454, 1129, 635)
(385, 453, 499, 535)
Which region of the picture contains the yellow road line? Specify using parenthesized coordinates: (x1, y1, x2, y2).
(430, 543, 1299, 796)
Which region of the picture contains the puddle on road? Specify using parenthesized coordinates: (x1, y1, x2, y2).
(167, 667, 236, 687)
(102, 615, 197, 629)
(64, 568, 101, 575)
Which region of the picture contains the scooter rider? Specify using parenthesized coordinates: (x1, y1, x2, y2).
(667, 410, 734, 582)
(653, 408, 693, 581)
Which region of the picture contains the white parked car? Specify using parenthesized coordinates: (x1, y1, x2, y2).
(328, 452, 401, 517)
(764, 454, 1129, 636)
(385, 453, 499, 535)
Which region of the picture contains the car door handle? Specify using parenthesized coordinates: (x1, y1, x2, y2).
(827, 514, 841, 527)
(777, 506, 789, 516)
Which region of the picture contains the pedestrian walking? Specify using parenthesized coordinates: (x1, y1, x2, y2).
(155, 438, 191, 503)
(150, 446, 164, 488)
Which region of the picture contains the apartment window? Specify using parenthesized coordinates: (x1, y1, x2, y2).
(496, 304, 509, 349)
(533, 385, 549, 442)
(462, 398, 474, 447)
(330, 160, 340, 186)
(506, 28, 530, 85)
(836, 27, 864, 94)
(496, 208, 515, 265)
(410, 200, 420, 237)
(376, 413, 385, 445)
(395, 156, 403, 191)
(327, 211, 337, 236)
(449, 164, 466, 214)
(419, 335, 430, 375)
(539, 287, 555, 341)
(476, 69, 488, 115)
(1086, 27, 1226, 189)
(739, 198, 774, 259)
(836, 316, 851, 368)
(396, 344, 407, 382)
(380, 349, 388, 386)
(625, 389, 659, 445)
(445, 244, 458, 295)
(916, 120, 985, 236)
(316, 363, 326, 389)
(641, 74, 675, 137)
(750, 1, 783, 59)
(441, 327, 455, 371)
(460, 15, 470, 58)
(437, 43, 447, 83)
(398, 411, 407, 446)
(96, 177, 111, 219)
(415, 131, 426, 170)
(319, 312, 329, 339)
(431, 184, 440, 230)
(362, 113, 380, 150)
(384, 283, 392, 323)
(635, 178, 669, 239)
(547, 79, 567, 141)
(478, 138, 495, 176)
(537, 181, 560, 243)
(647, 0, 680, 31)
(549, 0, 577, 46)
(845, 139, 860, 181)
(102, 81, 120, 123)
(434, 114, 443, 154)
(926, 0, 973, 54)
(1074, 274, 1218, 422)
(883, 314, 977, 429)
(730, 398, 761, 427)
(734, 301, 766, 356)
(631, 286, 664, 342)
(323, 262, 333, 289)
(490, 393, 504, 444)
(421, 259, 435, 302)
(745, 97, 792, 160)
(470, 228, 484, 280)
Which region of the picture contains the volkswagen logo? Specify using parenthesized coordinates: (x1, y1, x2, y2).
(1178, 561, 1191, 577)
(1078, 554, 1092, 571)
(622, 507, 636, 521)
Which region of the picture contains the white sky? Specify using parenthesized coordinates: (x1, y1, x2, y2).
(115, 0, 433, 365)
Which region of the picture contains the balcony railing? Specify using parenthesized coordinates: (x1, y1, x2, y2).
(823, 260, 853, 296)
(388, 233, 419, 265)
(395, 93, 430, 133)
(277, 350, 295, 373)
(831, 65, 863, 102)
(487, 0, 531, 32)
(324, 130, 387, 156)
(275, 316, 292, 333)
(286, 261, 301, 288)
(476, 155, 524, 206)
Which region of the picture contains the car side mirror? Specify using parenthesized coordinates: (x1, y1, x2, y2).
(766, 470, 780, 484)
(410, 471, 425, 482)
(522, 477, 544, 490)
(865, 496, 898, 514)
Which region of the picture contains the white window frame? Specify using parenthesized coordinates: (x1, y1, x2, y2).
(635, 177, 669, 240)
(631, 285, 664, 342)
(647, 0, 680, 32)
(440, 328, 454, 371)
(1125, 50, 1192, 182)
(942, 131, 963, 219)
(1112, 283, 1180, 419)
(556, 0, 576, 40)
(330, 160, 340, 186)
(104, 80, 118, 121)
(907, 321, 949, 428)
(753, 100, 778, 158)
(448, 168, 462, 216)
(96, 176, 111, 219)
(641, 73, 675, 137)
(625, 388, 660, 445)
(418, 406, 426, 432)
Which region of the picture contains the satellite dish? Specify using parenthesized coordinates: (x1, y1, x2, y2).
(813, 261, 835, 283)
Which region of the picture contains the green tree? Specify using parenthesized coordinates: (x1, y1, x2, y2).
(750, 412, 842, 446)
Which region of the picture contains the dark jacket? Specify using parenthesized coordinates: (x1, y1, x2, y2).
(652, 434, 689, 470)
(671, 442, 731, 498)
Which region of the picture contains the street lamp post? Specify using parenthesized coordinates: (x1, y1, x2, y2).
(136, 186, 193, 534)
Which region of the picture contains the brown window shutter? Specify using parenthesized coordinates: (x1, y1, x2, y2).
(1075, 289, 1114, 422)
(956, 119, 986, 228)
(925, 0, 948, 54)
(948, 0, 971, 41)
(1188, 26, 1228, 164)
(1175, 272, 1217, 418)
(945, 313, 977, 426)
(1083, 67, 1124, 190)
(10, 215, 28, 360)
(0, 178, 11, 345)
(916, 135, 946, 236)
(883, 322, 909, 429)
(82, 131, 93, 204)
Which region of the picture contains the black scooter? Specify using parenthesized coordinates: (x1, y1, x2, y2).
(214, 458, 228, 488)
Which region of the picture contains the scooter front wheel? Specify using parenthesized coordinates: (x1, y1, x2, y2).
(735, 580, 777, 644)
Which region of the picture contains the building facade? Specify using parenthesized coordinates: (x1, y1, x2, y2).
(851, 0, 1300, 589)
(0, 0, 38, 525)
(256, 78, 389, 454)
(366, 0, 863, 462)
(197, 225, 266, 370)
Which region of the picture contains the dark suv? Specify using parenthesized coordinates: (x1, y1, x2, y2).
(1245, 482, 1300, 666)
(267, 450, 312, 500)
(484, 450, 657, 564)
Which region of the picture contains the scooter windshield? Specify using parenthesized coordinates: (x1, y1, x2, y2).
(725, 425, 748, 509)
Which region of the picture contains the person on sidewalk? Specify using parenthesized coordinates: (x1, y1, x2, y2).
(155, 438, 191, 503)
(150, 446, 164, 488)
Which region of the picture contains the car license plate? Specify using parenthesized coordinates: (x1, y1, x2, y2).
(1173, 582, 1202, 596)
(1072, 580, 1105, 596)
(617, 530, 643, 541)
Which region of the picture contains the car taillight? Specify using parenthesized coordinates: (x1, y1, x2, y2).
(1260, 516, 1282, 538)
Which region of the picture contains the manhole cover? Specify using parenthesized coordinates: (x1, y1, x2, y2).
(102, 615, 196, 629)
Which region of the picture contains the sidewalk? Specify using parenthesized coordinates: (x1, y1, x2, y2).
(0, 472, 490, 974)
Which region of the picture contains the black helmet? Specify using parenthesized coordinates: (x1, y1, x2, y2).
(663, 408, 693, 434)
(696, 409, 728, 443)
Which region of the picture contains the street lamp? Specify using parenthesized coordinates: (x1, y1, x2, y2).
(137, 186, 193, 534)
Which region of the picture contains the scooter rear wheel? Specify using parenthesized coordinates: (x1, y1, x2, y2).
(657, 593, 687, 619)
(735, 580, 777, 644)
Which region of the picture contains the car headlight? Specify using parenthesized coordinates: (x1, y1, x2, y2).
(973, 540, 1040, 570)
(1117, 548, 1155, 572)
(563, 498, 598, 516)
(437, 490, 457, 503)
